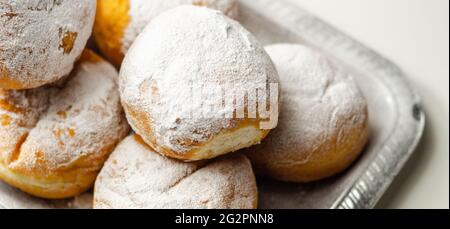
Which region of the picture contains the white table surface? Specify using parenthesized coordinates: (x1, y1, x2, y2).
(285, 0, 449, 209)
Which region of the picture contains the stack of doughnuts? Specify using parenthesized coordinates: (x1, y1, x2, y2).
(93, 5, 278, 209)
(118, 5, 279, 162)
(0, 1, 130, 199)
(0, 1, 370, 209)
(0, 50, 130, 199)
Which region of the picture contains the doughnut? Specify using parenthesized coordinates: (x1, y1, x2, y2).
(94, 0, 239, 67)
(0, 0, 96, 89)
(0, 50, 130, 199)
(245, 44, 369, 183)
(93, 135, 257, 209)
(119, 5, 280, 161)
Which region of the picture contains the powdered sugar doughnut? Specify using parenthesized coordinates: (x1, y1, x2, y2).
(245, 44, 369, 183)
(120, 6, 280, 161)
(94, 0, 238, 67)
(0, 50, 130, 199)
(0, 0, 96, 90)
(93, 135, 257, 209)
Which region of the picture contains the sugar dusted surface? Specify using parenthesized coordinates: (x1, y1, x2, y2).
(94, 135, 257, 209)
(247, 44, 368, 167)
(0, 53, 130, 176)
(0, 0, 96, 88)
(122, 0, 238, 54)
(120, 6, 279, 154)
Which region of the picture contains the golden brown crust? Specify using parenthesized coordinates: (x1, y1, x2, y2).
(93, 0, 130, 68)
(123, 102, 270, 161)
(0, 141, 120, 199)
(77, 49, 104, 64)
(0, 161, 98, 199)
(93, 135, 258, 209)
(0, 0, 96, 89)
(0, 50, 129, 199)
(0, 66, 25, 89)
(118, 6, 278, 162)
(250, 110, 369, 183)
(245, 44, 370, 183)
(93, 0, 239, 68)
(0, 68, 53, 90)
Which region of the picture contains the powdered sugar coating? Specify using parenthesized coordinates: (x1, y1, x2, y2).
(122, 0, 238, 54)
(0, 0, 96, 89)
(0, 51, 129, 180)
(246, 44, 368, 178)
(94, 135, 257, 209)
(120, 6, 279, 156)
(0, 88, 50, 165)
